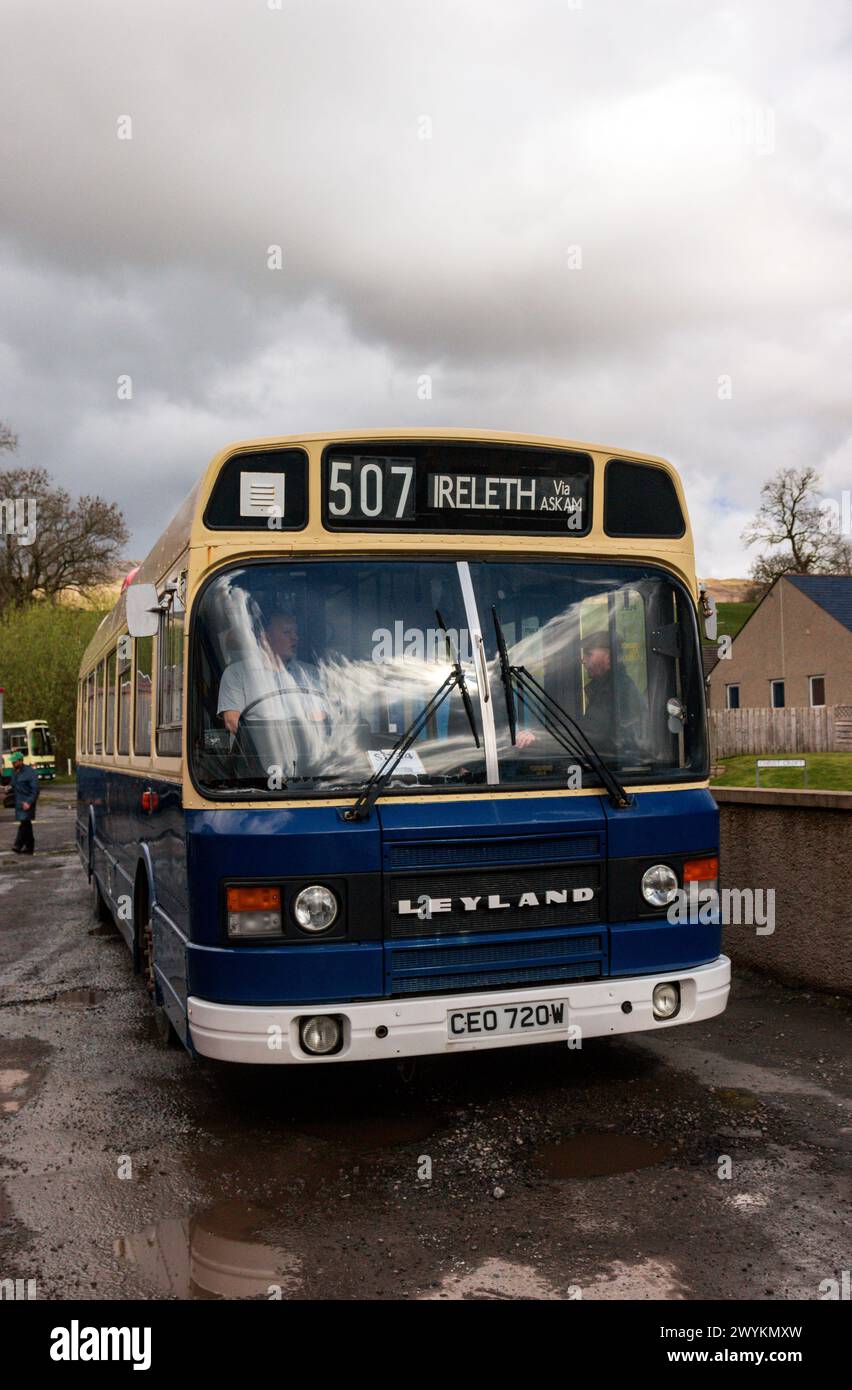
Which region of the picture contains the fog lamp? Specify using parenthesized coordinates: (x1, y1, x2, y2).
(300, 1015, 342, 1055)
(652, 982, 680, 1019)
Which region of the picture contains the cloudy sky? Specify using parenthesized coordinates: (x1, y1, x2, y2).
(1, 0, 850, 575)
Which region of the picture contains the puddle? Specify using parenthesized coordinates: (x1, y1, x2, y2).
(116, 1201, 301, 1299)
(531, 1132, 670, 1179)
(295, 1113, 440, 1148)
(52, 988, 107, 1009)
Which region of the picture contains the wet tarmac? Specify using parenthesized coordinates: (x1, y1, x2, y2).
(0, 789, 849, 1300)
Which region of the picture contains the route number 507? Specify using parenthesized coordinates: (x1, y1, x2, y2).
(327, 457, 415, 519)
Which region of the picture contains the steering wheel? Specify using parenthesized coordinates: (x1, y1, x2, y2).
(238, 688, 330, 723)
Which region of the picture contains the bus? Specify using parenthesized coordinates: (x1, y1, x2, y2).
(75, 429, 728, 1064)
(3, 719, 56, 782)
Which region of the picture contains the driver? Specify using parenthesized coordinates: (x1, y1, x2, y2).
(217, 610, 324, 735)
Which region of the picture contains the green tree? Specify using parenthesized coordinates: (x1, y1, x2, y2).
(0, 603, 108, 769)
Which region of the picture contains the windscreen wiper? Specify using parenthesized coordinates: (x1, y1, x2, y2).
(343, 610, 480, 823)
(491, 606, 633, 810)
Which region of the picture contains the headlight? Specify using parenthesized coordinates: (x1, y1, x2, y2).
(641, 863, 678, 907)
(293, 885, 338, 932)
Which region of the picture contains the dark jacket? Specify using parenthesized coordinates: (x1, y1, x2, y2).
(583, 668, 646, 750)
(12, 764, 39, 822)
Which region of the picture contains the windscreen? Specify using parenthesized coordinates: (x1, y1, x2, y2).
(191, 561, 485, 795)
(190, 560, 707, 797)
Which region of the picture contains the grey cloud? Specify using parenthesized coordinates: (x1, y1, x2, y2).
(0, 0, 850, 572)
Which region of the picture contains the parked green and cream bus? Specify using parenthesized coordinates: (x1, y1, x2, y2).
(2, 719, 56, 782)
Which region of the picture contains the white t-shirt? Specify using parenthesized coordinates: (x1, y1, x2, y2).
(217, 657, 324, 723)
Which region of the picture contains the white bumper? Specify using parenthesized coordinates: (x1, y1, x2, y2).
(188, 954, 730, 1064)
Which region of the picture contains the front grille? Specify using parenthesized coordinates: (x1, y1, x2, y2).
(388, 928, 605, 996)
(391, 961, 601, 995)
(387, 861, 602, 938)
(385, 834, 600, 870)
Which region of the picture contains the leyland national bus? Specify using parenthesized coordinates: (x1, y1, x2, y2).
(3, 719, 56, 781)
(75, 430, 728, 1064)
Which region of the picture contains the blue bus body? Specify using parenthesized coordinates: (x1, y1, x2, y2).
(75, 432, 731, 1063)
(77, 766, 728, 1063)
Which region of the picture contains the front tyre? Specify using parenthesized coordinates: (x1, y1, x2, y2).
(139, 900, 179, 1047)
(90, 871, 112, 925)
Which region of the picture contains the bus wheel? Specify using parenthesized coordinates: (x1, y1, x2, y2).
(138, 901, 178, 1047)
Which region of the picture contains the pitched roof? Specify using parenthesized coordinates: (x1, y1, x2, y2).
(785, 574, 852, 633)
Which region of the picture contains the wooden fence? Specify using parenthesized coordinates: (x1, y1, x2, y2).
(709, 706, 852, 759)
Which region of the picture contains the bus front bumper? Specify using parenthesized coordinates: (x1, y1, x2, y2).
(187, 955, 730, 1064)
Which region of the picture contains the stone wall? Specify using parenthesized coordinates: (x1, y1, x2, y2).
(714, 787, 852, 995)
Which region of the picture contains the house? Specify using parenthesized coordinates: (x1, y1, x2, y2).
(707, 574, 852, 711)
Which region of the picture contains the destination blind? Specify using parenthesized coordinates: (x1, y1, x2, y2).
(322, 441, 592, 533)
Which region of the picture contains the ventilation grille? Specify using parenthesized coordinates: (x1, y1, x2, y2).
(385, 834, 600, 870)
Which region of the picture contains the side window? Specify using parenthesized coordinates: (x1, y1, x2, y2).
(86, 674, 95, 754)
(134, 636, 154, 756)
(79, 684, 86, 757)
(105, 649, 117, 755)
(95, 660, 105, 754)
(157, 581, 185, 756)
(117, 637, 132, 754)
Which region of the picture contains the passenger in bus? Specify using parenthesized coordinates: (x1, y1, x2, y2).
(9, 749, 39, 855)
(217, 610, 324, 735)
(579, 630, 646, 749)
(509, 629, 645, 756)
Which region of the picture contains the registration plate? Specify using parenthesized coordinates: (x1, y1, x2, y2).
(447, 998, 567, 1041)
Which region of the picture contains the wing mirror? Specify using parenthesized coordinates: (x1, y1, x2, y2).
(667, 696, 686, 734)
(125, 582, 160, 638)
(699, 588, 717, 641)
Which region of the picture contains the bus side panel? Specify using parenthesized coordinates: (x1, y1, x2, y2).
(144, 774, 190, 1037)
(77, 766, 190, 1038)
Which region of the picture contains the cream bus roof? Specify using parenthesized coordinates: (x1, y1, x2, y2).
(80, 429, 695, 672)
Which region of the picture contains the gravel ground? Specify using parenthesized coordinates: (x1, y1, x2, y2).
(1, 789, 849, 1301)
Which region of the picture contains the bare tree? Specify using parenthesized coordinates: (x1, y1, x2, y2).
(742, 465, 852, 593)
(0, 464, 129, 609)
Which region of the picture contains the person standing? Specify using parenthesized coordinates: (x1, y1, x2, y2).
(10, 749, 39, 855)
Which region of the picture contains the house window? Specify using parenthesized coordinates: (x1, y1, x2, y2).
(809, 675, 826, 708)
(726, 685, 740, 710)
(770, 679, 785, 709)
